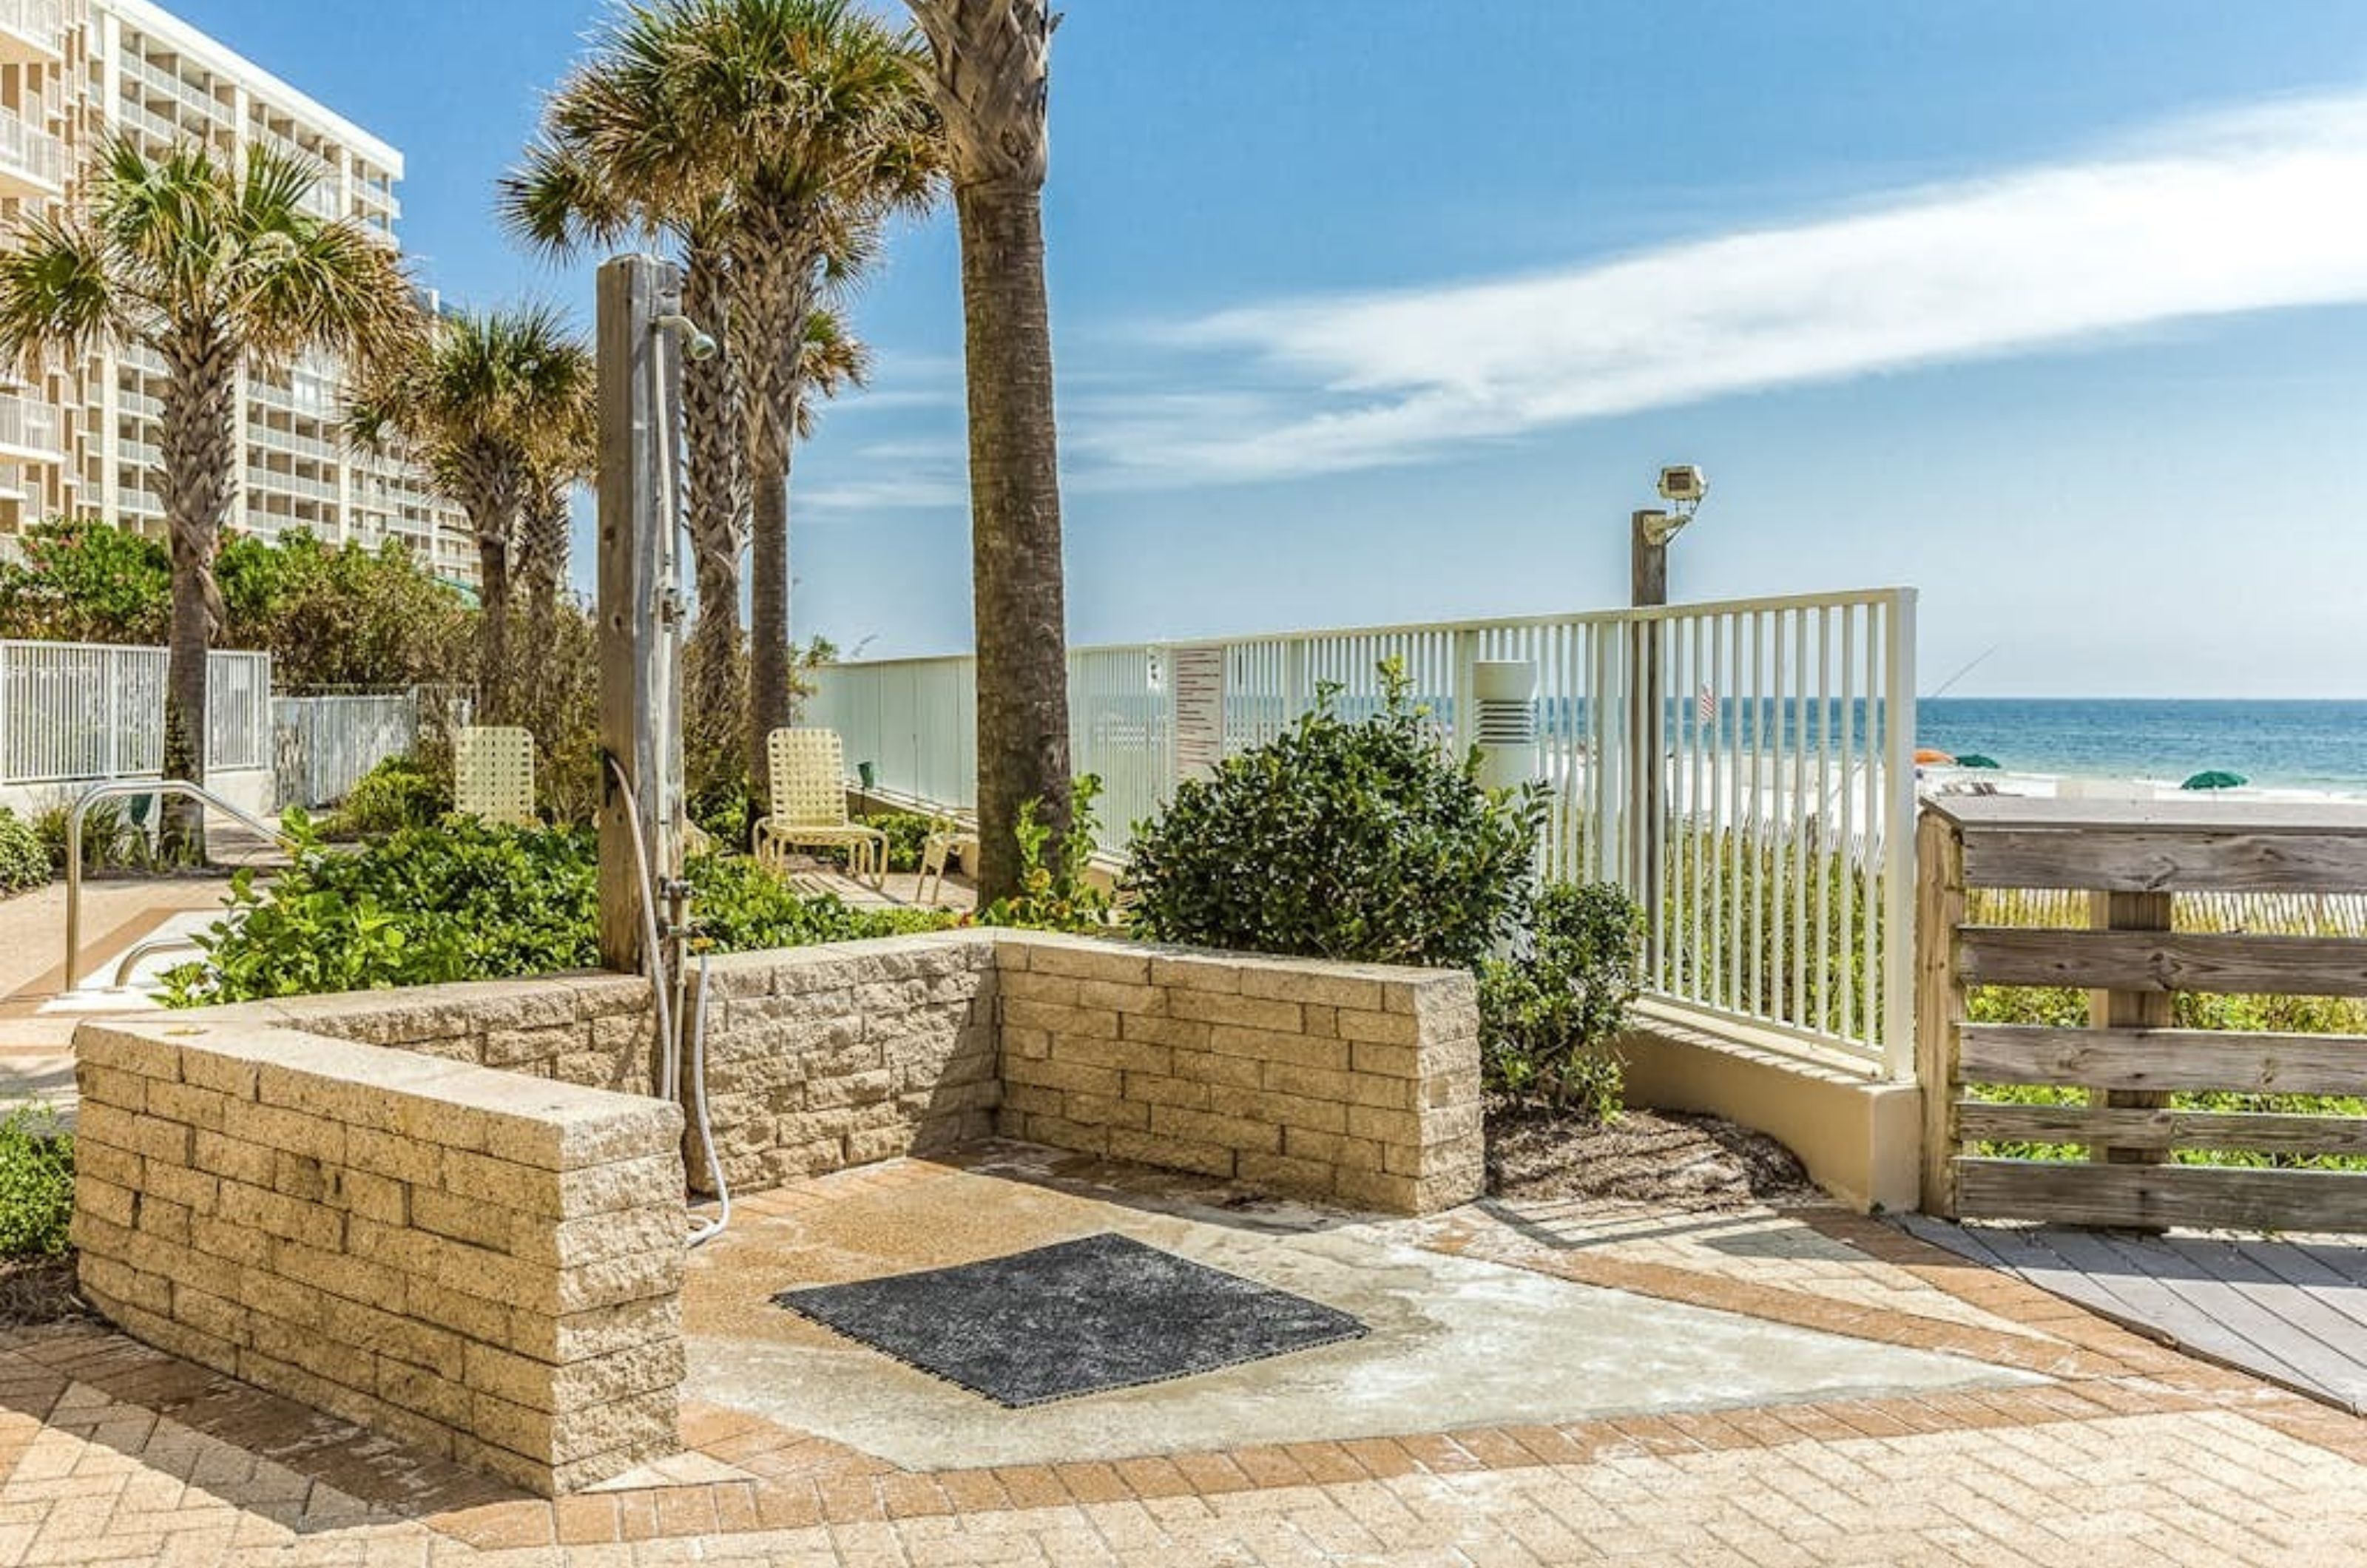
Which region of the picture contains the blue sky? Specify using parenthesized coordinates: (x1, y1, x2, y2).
(174, 0, 2367, 695)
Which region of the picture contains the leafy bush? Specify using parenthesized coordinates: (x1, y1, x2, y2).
(216, 530, 473, 690)
(982, 777, 1113, 933)
(162, 816, 955, 1005)
(33, 800, 149, 876)
(332, 755, 450, 837)
(688, 854, 954, 949)
(862, 811, 941, 874)
(0, 1110, 74, 1258)
(689, 776, 753, 850)
(0, 522, 472, 691)
(1478, 883, 1642, 1117)
(0, 520, 171, 643)
(1123, 663, 1547, 967)
(0, 809, 44, 896)
(163, 816, 600, 1004)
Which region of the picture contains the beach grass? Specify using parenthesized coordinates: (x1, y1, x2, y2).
(1639, 822, 2367, 1169)
(1965, 887, 2367, 1171)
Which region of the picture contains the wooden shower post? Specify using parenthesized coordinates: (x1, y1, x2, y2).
(595, 254, 685, 976)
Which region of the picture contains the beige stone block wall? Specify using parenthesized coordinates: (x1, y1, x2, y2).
(195, 973, 659, 1094)
(683, 930, 1000, 1193)
(993, 933, 1485, 1215)
(71, 1018, 684, 1496)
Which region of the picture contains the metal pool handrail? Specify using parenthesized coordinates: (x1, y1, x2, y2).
(62, 780, 292, 998)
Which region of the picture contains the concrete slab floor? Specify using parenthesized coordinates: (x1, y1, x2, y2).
(682, 1142, 2045, 1470)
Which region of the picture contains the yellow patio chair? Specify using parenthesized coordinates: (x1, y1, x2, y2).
(916, 819, 979, 907)
(453, 726, 538, 827)
(754, 728, 887, 889)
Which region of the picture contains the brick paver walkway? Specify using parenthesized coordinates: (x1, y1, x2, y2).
(5, 1192, 2367, 1564)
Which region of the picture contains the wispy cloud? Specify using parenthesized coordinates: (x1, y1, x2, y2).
(797, 474, 968, 513)
(1094, 90, 2367, 484)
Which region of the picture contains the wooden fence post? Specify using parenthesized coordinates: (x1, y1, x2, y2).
(1914, 807, 1966, 1216)
(2090, 888, 2174, 1176)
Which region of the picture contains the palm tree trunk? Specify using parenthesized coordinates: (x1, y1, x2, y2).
(155, 328, 239, 865)
(459, 443, 521, 726)
(476, 529, 513, 726)
(745, 427, 793, 806)
(683, 243, 749, 801)
(731, 220, 814, 820)
(953, 179, 1071, 904)
(518, 481, 568, 637)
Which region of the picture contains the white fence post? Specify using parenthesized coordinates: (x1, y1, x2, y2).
(1882, 589, 1920, 1079)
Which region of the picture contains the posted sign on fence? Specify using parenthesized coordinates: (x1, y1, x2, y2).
(1172, 644, 1226, 782)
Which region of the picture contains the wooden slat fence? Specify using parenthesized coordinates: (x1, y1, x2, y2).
(1919, 796, 2367, 1231)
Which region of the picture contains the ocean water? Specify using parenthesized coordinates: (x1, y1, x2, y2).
(1917, 700, 2367, 794)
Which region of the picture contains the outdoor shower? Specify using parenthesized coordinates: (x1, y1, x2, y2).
(601, 254, 732, 1246)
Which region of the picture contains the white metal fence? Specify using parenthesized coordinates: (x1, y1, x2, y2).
(273, 692, 419, 808)
(0, 640, 274, 785)
(811, 588, 1918, 1072)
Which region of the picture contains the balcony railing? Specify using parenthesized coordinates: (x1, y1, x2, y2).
(247, 376, 338, 417)
(0, 109, 64, 187)
(0, 0, 63, 52)
(0, 393, 60, 455)
(124, 55, 229, 124)
(245, 465, 337, 502)
(112, 94, 179, 146)
(249, 425, 339, 462)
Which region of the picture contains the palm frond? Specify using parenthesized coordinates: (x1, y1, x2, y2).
(0, 215, 120, 372)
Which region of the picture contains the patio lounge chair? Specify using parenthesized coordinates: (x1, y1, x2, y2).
(754, 728, 887, 889)
(917, 819, 979, 906)
(453, 726, 538, 826)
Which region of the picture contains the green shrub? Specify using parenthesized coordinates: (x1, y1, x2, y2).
(161, 816, 956, 1005)
(1123, 662, 1547, 967)
(33, 800, 149, 876)
(332, 755, 450, 837)
(163, 816, 600, 1004)
(0, 1110, 73, 1258)
(687, 854, 955, 949)
(981, 777, 1112, 933)
(0, 809, 44, 896)
(1479, 883, 1642, 1117)
(862, 811, 940, 874)
(689, 776, 752, 849)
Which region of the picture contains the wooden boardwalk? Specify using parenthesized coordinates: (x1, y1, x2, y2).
(1900, 1215, 2367, 1413)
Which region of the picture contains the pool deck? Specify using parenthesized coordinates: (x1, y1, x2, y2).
(4, 1145, 2366, 1563)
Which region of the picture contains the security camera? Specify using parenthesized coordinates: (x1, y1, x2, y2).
(1657, 464, 1707, 505)
(654, 314, 719, 362)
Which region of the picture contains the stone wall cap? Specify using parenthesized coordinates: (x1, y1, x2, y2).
(1004, 931, 1465, 986)
(78, 1018, 681, 1169)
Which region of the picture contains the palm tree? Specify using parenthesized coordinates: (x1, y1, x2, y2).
(552, 0, 941, 805)
(906, 0, 1072, 905)
(516, 389, 595, 639)
(0, 138, 417, 859)
(499, 135, 751, 763)
(347, 305, 592, 723)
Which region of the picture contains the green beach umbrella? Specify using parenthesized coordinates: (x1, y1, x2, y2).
(1954, 753, 2002, 770)
(2181, 770, 2248, 791)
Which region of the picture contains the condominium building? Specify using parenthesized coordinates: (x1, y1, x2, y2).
(0, 0, 473, 586)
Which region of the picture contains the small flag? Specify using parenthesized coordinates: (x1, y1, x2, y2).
(1696, 683, 1716, 725)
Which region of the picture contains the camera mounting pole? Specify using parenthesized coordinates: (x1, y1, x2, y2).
(1624, 466, 1705, 971)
